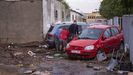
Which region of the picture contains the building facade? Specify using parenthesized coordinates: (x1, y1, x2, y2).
(69, 9, 84, 22)
(0, 0, 70, 43)
(85, 11, 107, 24)
(43, 0, 70, 38)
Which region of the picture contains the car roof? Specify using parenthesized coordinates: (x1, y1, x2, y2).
(88, 25, 112, 29)
(56, 22, 87, 26)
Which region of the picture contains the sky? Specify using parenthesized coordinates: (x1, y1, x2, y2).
(65, 0, 103, 13)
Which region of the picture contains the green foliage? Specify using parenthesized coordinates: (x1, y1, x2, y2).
(100, 0, 133, 19)
(57, 0, 69, 9)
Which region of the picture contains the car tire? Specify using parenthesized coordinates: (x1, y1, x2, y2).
(96, 49, 107, 61)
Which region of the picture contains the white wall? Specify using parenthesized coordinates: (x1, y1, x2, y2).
(42, 0, 70, 37)
(122, 15, 133, 64)
(70, 11, 83, 22)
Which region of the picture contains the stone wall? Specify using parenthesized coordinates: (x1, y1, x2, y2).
(0, 0, 43, 43)
(0, 0, 70, 43)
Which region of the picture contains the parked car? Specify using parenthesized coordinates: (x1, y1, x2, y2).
(66, 25, 124, 58)
(46, 22, 88, 48)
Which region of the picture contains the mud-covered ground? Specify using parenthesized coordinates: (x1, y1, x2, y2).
(0, 43, 128, 75)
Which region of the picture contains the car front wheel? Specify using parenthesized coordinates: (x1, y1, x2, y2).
(96, 49, 107, 62)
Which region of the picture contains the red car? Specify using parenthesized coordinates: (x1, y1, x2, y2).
(66, 25, 124, 58)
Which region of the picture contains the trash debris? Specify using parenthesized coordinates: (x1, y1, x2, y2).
(8, 45, 11, 48)
(117, 70, 129, 74)
(86, 65, 93, 68)
(39, 45, 48, 48)
(32, 70, 51, 75)
(86, 63, 93, 68)
(106, 57, 118, 71)
(93, 66, 101, 71)
(106, 49, 119, 71)
(19, 68, 36, 74)
(59, 57, 63, 59)
(46, 55, 54, 59)
(14, 52, 23, 56)
(28, 51, 36, 57)
(24, 70, 33, 74)
(16, 64, 24, 67)
(46, 52, 51, 55)
(34, 49, 44, 53)
(54, 53, 61, 57)
(96, 50, 107, 62)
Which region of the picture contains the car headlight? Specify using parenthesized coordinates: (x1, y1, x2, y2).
(66, 44, 70, 48)
(84, 45, 94, 50)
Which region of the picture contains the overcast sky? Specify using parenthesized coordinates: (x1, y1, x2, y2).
(65, 0, 102, 13)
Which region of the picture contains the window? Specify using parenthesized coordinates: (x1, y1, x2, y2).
(88, 16, 90, 19)
(55, 10, 58, 20)
(111, 27, 119, 36)
(79, 28, 103, 40)
(62, 11, 64, 20)
(104, 28, 111, 38)
(72, 15, 74, 21)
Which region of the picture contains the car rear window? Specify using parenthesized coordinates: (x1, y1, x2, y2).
(50, 25, 69, 34)
(78, 28, 103, 40)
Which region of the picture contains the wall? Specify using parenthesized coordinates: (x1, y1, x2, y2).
(0, 0, 43, 43)
(122, 15, 133, 64)
(0, 0, 69, 43)
(86, 12, 107, 24)
(42, 0, 70, 37)
(70, 10, 83, 22)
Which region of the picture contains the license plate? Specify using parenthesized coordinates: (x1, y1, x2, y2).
(71, 50, 80, 54)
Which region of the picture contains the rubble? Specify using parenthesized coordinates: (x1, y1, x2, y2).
(46, 55, 54, 59)
(13, 52, 23, 56)
(86, 64, 93, 68)
(0, 43, 132, 75)
(32, 70, 51, 75)
(96, 51, 107, 62)
(93, 66, 102, 71)
(19, 67, 36, 74)
(117, 70, 129, 74)
(24, 70, 34, 74)
(39, 45, 48, 48)
(106, 57, 118, 71)
(28, 51, 36, 57)
(54, 53, 61, 57)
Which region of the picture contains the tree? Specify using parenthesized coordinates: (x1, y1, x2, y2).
(57, 0, 69, 9)
(100, 0, 133, 19)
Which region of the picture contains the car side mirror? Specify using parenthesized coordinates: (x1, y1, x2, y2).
(102, 36, 107, 40)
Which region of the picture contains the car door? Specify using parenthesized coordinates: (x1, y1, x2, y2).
(101, 28, 114, 53)
(110, 27, 121, 49)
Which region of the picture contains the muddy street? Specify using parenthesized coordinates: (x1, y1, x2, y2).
(0, 44, 126, 75)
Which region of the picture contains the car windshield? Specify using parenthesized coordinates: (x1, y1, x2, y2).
(78, 28, 103, 40)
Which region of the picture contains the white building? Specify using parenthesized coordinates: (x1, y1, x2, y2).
(69, 9, 84, 22)
(43, 0, 70, 35)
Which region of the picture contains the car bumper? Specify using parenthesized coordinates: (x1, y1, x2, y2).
(66, 49, 97, 58)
